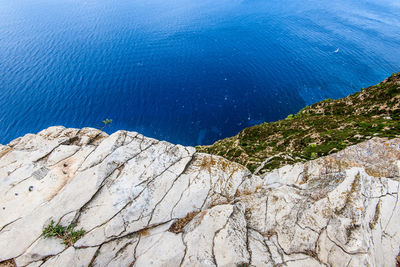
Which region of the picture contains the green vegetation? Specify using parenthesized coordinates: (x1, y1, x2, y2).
(197, 73, 400, 173)
(101, 118, 113, 131)
(43, 220, 85, 246)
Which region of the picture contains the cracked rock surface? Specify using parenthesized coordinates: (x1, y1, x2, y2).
(0, 126, 399, 266)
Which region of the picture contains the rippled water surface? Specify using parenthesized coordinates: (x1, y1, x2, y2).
(1, 0, 400, 145)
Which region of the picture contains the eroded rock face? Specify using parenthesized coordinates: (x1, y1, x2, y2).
(0, 127, 399, 266)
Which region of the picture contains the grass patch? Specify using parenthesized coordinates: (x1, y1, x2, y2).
(43, 220, 85, 246)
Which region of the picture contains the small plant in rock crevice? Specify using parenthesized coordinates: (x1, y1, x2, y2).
(42, 220, 85, 246)
(100, 118, 113, 131)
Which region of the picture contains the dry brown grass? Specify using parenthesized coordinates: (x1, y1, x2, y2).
(169, 211, 200, 233)
(139, 228, 150, 237)
(0, 148, 11, 159)
(0, 259, 16, 267)
(396, 251, 400, 267)
(197, 155, 217, 172)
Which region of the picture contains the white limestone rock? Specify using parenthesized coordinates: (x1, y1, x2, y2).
(0, 127, 399, 267)
(15, 237, 66, 266)
(40, 246, 97, 267)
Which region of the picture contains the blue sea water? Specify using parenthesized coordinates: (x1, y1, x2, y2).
(1, 0, 400, 146)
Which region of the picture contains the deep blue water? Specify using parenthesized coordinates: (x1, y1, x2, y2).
(1, 0, 400, 146)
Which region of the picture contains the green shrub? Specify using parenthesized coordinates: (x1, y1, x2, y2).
(43, 220, 85, 246)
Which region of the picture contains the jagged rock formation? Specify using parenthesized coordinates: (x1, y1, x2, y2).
(0, 127, 399, 266)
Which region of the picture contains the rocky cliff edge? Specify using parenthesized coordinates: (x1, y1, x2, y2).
(0, 126, 399, 266)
